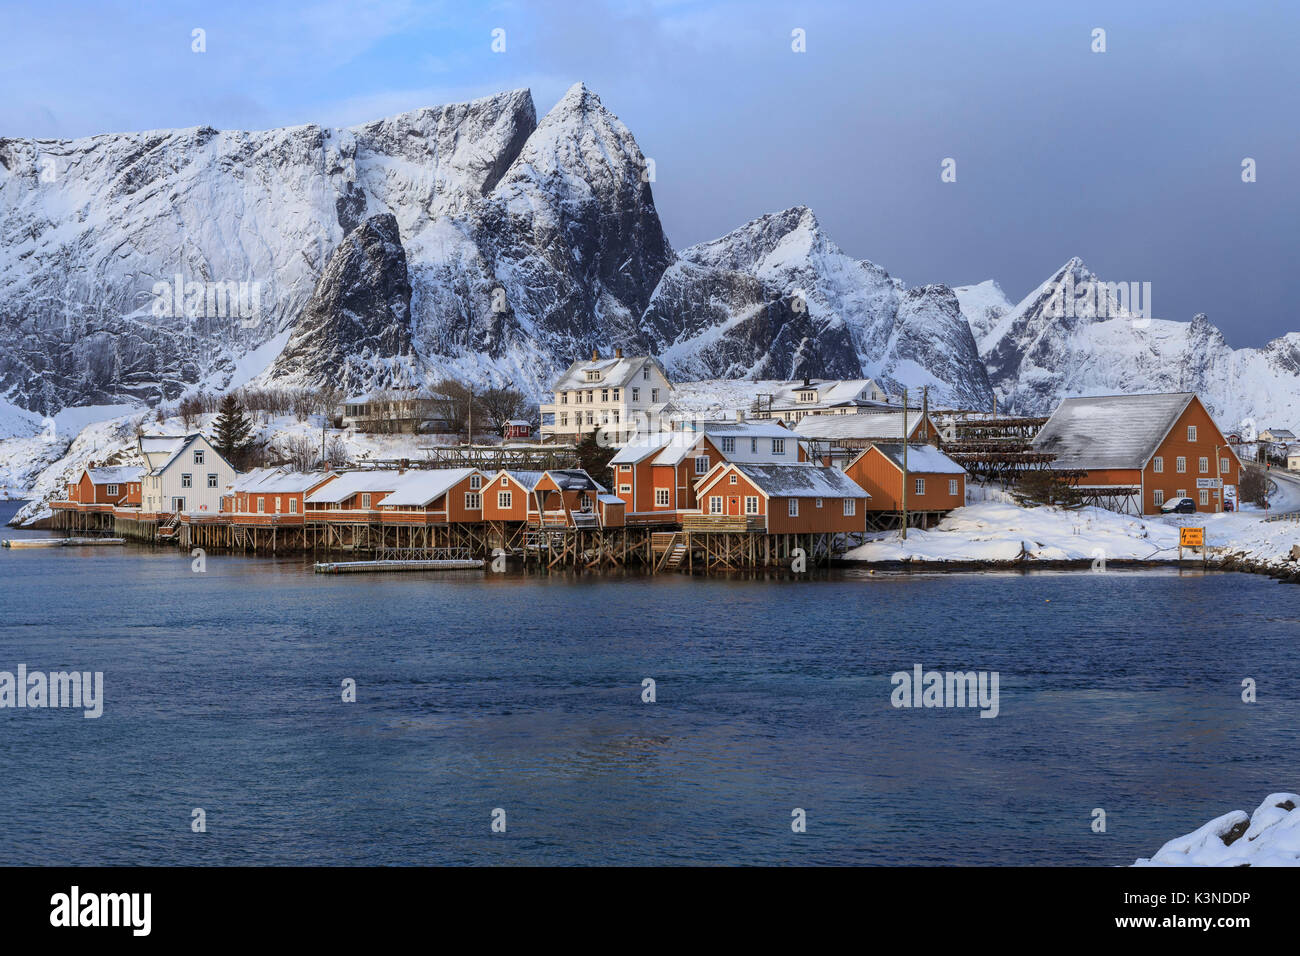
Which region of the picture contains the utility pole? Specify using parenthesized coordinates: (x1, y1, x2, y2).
(901, 387, 908, 541)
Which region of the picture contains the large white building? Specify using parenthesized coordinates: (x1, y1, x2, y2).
(750, 378, 890, 424)
(139, 434, 239, 516)
(540, 349, 675, 442)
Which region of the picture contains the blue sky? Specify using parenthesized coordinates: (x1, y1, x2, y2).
(3, 0, 1296, 345)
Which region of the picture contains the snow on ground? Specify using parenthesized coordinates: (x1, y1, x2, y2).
(1135, 793, 1300, 866)
(844, 497, 1180, 563)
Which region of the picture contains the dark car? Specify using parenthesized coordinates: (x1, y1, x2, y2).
(1161, 497, 1196, 514)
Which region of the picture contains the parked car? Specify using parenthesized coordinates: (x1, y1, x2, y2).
(1223, 498, 1234, 512)
(1161, 497, 1196, 514)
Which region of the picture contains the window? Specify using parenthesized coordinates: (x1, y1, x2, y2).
(914, 477, 926, 495)
(843, 498, 856, 516)
(106, 484, 118, 496)
(799, 391, 816, 402)
(695, 456, 710, 475)
(181, 473, 192, 488)
(643, 366, 650, 380)
(194, 450, 204, 464)
(586, 370, 601, 382)
(729, 474, 738, 485)
(1199, 457, 1209, 473)
(498, 491, 512, 509)
(709, 496, 723, 514)
(1153, 489, 1165, 507)
(1220, 457, 1230, 473)
(501, 476, 509, 486)
(655, 488, 670, 507)
(1175, 456, 1186, 473)
(601, 389, 609, 402)
(560, 393, 568, 405)
(750, 438, 757, 453)
(274, 497, 282, 513)
(361, 493, 371, 509)
(949, 479, 958, 496)
(619, 484, 631, 494)
(465, 493, 481, 510)
(620, 464, 631, 472)
(1199, 489, 1210, 506)
(772, 438, 785, 455)
(721, 437, 735, 454)
(1153, 456, 1163, 473)
(289, 499, 298, 514)
(744, 496, 759, 514)
(651, 388, 660, 402)
(631, 387, 640, 402)
(612, 389, 620, 401)
(207, 473, 218, 488)
(788, 498, 799, 517)
(586, 412, 594, 425)
(470, 475, 482, 490)
(1177, 488, 1187, 499)
(257, 496, 265, 513)
(1187, 425, 1197, 441)
(559, 414, 568, 427)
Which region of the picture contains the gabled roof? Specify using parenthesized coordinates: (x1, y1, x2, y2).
(677, 420, 794, 438)
(700, 463, 869, 498)
(768, 379, 885, 406)
(497, 470, 547, 491)
(793, 410, 928, 441)
(379, 468, 480, 507)
(854, 443, 966, 475)
(1031, 393, 1201, 471)
(85, 465, 144, 485)
(139, 435, 185, 455)
(552, 354, 673, 392)
(141, 433, 235, 477)
(304, 469, 403, 504)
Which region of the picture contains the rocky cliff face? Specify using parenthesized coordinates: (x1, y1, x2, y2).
(270, 213, 415, 393)
(3, 84, 1297, 431)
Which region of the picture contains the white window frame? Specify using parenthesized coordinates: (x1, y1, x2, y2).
(843, 498, 855, 516)
(655, 488, 670, 507)
(465, 492, 481, 510)
(208, 473, 218, 488)
(1188, 425, 1197, 441)
(257, 496, 265, 513)
(1153, 456, 1163, 473)
(744, 496, 759, 515)
(470, 475, 482, 490)
(1199, 457, 1209, 473)
(105, 484, 118, 496)
(194, 450, 204, 464)
(289, 499, 298, 514)
(709, 496, 723, 514)
(498, 491, 512, 509)
(1175, 456, 1186, 473)
(1199, 489, 1210, 505)
(772, 438, 786, 455)
(721, 437, 735, 454)
(1153, 489, 1165, 507)
(788, 498, 799, 517)
(695, 456, 710, 475)
(361, 493, 371, 509)
(914, 477, 925, 495)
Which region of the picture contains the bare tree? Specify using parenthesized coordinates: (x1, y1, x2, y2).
(428, 379, 481, 438)
(479, 385, 533, 433)
(273, 433, 320, 472)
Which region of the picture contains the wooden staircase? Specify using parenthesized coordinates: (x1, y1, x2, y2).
(662, 544, 687, 570)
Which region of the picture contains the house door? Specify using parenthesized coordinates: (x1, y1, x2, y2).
(171, 496, 186, 512)
(728, 496, 740, 516)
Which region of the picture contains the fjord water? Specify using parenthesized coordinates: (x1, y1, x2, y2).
(1, 499, 1297, 866)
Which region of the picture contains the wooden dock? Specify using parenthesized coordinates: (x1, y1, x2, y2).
(3, 536, 127, 549)
(314, 558, 485, 574)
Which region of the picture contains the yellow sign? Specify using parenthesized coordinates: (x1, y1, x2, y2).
(1180, 527, 1205, 547)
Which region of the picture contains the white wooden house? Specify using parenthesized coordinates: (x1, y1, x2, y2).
(139, 434, 239, 516)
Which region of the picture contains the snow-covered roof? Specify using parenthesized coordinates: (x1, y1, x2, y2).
(1032, 392, 1198, 470)
(766, 379, 884, 406)
(230, 467, 334, 494)
(1265, 428, 1297, 440)
(678, 420, 795, 438)
(86, 465, 143, 484)
(543, 469, 606, 492)
(504, 419, 531, 427)
(860, 443, 966, 475)
(304, 469, 403, 504)
(597, 493, 623, 505)
(139, 435, 185, 455)
(552, 354, 671, 391)
(500, 470, 546, 490)
(379, 468, 479, 507)
(708, 463, 869, 498)
(794, 410, 926, 441)
(609, 431, 677, 464)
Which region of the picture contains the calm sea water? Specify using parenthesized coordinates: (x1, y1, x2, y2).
(1, 498, 1297, 866)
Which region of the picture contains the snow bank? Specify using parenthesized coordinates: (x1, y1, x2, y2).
(844, 500, 1180, 563)
(1135, 793, 1300, 867)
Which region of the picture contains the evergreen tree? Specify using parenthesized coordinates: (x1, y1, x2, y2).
(212, 393, 255, 470)
(574, 430, 616, 482)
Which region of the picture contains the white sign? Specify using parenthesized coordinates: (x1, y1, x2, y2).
(1196, 478, 1222, 489)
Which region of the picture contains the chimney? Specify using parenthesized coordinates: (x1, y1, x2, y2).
(591, 348, 599, 361)
(735, 409, 745, 422)
(615, 347, 623, 358)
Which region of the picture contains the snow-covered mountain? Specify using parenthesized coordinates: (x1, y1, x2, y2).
(980, 257, 1300, 427)
(1, 83, 1297, 438)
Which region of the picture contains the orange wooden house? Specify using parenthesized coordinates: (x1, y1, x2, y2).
(608, 422, 806, 522)
(225, 467, 339, 522)
(481, 469, 611, 528)
(690, 463, 869, 534)
(375, 468, 487, 524)
(303, 470, 403, 521)
(842, 443, 966, 519)
(65, 465, 143, 508)
(1032, 393, 1242, 514)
